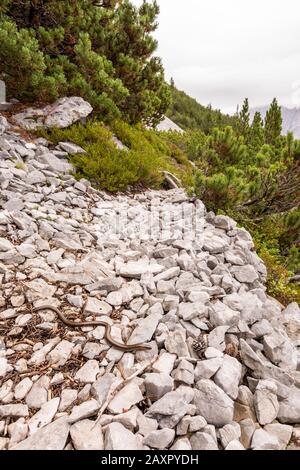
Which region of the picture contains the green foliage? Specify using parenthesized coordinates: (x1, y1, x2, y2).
(177, 96, 300, 304)
(0, 0, 169, 124)
(39, 120, 193, 193)
(249, 111, 264, 151)
(192, 119, 297, 218)
(221, 211, 300, 305)
(264, 98, 282, 145)
(0, 19, 51, 100)
(166, 84, 238, 133)
(253, 218, 300, 305)
(237, 98, 250, 140)
(258, 246, 300, 305)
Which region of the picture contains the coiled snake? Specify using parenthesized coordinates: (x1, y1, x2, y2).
(32, 305, 151, 351)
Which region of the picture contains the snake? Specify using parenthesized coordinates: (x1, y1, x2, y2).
(32, 305, 152, 351)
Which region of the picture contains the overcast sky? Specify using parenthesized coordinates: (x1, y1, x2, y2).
(132, 0, 300, 114)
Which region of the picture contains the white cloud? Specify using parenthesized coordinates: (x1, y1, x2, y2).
(131, 0, 300, 113)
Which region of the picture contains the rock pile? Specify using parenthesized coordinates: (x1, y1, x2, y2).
(0, 109, 300, 450)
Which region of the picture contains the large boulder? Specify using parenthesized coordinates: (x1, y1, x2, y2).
(13, 97, 93, 130)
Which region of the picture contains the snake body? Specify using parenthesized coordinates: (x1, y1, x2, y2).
(33, 305, 151, 351)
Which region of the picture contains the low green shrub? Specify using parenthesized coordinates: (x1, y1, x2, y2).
(39, 120, 194, 193)
(228, 211, 300, 305)
(259, 246, 300, 305)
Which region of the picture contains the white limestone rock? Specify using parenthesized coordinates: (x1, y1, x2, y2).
(70, 419, 104, 450)
(91, 373, 119, 407)
(193, 379, 234, 426)
(128, 304, 162, 345)
(277, 387, 300, 424)
(0, 404, 29, 418)
(144, 373, 174, 400)
(75, 360, 100, 383)
(58, 389, 78, 412)
(25, 377, 49, 409)
(143, 428, 175, 449)
(145, 386, 194, 429)
(254, 380, 279, 425)
(105, 422, 141, 450)
(8, 418, 28, 449)
(112, 407, 139, 431)
(172, 359, 194, 385)
(152, 352, 177, 375)
(164, 329, 190, 357)
(14, 97, 93, 130)
(28, 398, 60, 435)
(170, 437, 192, 450)
(263, 328, 298, 371)
(214, 355, 242, 400)
(108, 382, 143, 415)
(190, 432, 219, 450)
(194, 357, 223, 382)
(14, 378, 33, 401)
(12, 417, 70, 450)
(47, 340, 74, 367)
(218, 422, 241, 448)
(84, 297, 112, 316)
(68, 399, 100, 424)
(210, 301, 239, 327)
(117, 260, 163, 279)
(225, 440, 245, 450)
(251, 428, 281, 450)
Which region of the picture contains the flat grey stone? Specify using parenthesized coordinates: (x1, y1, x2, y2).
(13, 417, 70, 450)
(214, 355, 242, 400)
(144, 373, 174, 400)
(84, 297, 112, 316)
(0, 404, 29, 418)
(28, 398, 59, 435)
(68, 399, 100, 424)
(25, 377, 49, 409)
(108, 382, 143, 415)
(75, 360, 100, 383)
(193, 379, 234, 426)
(143, 428, 175, 449)
(277, 387, 300, 424)
(190, 432, 219, 450)
(145, 387, 194, 429)
(91, 373, 118, 407)
(194, 358, 223, 380)
(164, 329, 190, 357)
(128, 305, 162, 345)
(254, 380, 279, 425)
(70, 419, 104, 450)
(251, 428, 281, 450)
(59, 142, 86, 154)
(105, 422, 141, 450)
(231, 265, 259, 283)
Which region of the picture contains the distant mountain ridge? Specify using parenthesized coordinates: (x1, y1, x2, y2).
(250, 106, 300, 139)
